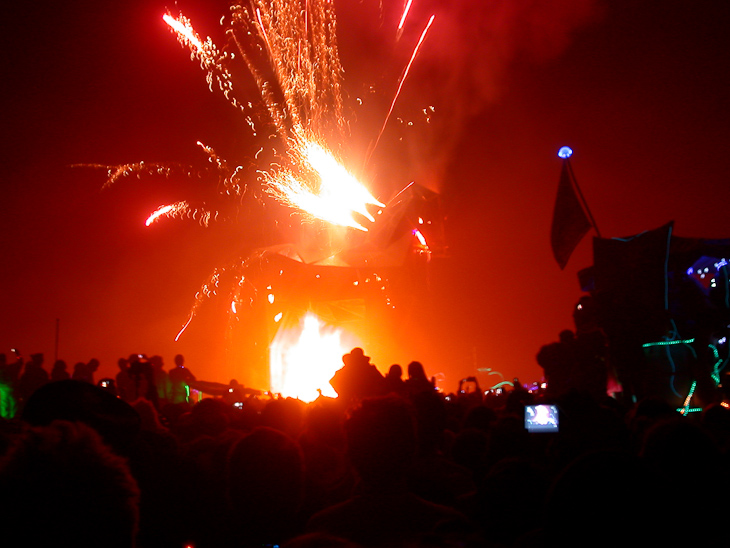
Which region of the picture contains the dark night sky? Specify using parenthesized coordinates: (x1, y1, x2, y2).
(3, 0, 730, 388)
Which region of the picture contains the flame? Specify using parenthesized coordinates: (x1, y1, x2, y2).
(263, 132, 385, 231)
(269, 312, 357, 402)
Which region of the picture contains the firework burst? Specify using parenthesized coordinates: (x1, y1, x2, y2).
(88, 1, 437, 390)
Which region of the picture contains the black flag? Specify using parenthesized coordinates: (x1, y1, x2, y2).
(551, 162, 592, 269)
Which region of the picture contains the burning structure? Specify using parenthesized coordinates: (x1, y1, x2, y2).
(88, 0, 446, 399)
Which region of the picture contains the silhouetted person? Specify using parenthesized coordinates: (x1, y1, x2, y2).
(87, 358, 100, 385)
(116, 358, 135, 403)
(384, 364, 406, 396)
(639, 419, 726, 545)
(72, 360, 93, 383)
(149, 355, 171, 406)
(404, 360, 434, 398)
(538, 450, 659, 547)
(0, 420, 140, 548)
(0, 353, 19, 419)
(50, 359, 70, 382)
(128, 355, 158, 407)
(169, 354, 196, 404)
(329, 348, 386, 406)
(572, 295, 608, 401)
(2, 349, 23, 389)
(18, 353, 49, 403)
(537, 330, 579, 399)
(407, 390, 475, 507)
(307, 396, 468, 546)
(227, 427, 305, 546)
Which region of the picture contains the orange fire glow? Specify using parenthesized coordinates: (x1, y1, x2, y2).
(269, 312, 358, 402)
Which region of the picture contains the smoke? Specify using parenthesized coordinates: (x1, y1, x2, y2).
(345, 0, 603, 192)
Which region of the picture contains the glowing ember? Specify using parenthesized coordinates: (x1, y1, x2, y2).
(269, 312, 357, 402)
(145, 202, 189, 226)
(163, 14, 204, 51)
(145, 201, 216, 227)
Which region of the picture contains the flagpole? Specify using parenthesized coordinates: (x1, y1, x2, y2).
(55, 318, 60, 363)
(561, 149, 602, 238)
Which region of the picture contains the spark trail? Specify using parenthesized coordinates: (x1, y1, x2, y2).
(369, 14, 435, 166)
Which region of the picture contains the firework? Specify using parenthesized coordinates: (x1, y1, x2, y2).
(92, 0, 440, 396)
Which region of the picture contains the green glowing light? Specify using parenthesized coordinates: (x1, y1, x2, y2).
(679, 380, 698, 415)
(642, 338, 695, 348)
(488, 380, 515, 390)
(709, 344, 724, 386)
(0, 383, 16, 419)
(676, 407, 703, 414)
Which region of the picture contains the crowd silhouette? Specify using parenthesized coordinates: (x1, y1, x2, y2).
(0, 346, 729, 548)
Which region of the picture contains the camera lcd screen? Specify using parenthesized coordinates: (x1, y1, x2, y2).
(525, 404, 559, 433)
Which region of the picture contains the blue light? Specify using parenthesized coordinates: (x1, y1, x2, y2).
(558, 146, 573, 159)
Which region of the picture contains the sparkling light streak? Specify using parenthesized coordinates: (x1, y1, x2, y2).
(163, 13, 204, 51)
(145, 201, 217, 227)
(396, 0, 414, 40)
(371, 14, 435, 162)
(642, 338, 696, 348)
(175, 313, 194, 342)
(145, 202, 189, 226)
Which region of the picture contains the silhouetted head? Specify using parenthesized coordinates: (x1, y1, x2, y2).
(342, 347, 370, 367)
(174, 354, 185, 367)
(345, 396, 416, 484)
(0, 420, 140, 548)
(22, 380, 141, 454)
(387, 364, 403, 379)
(559, 329, 575, 344)
(227, 427, 304, 543)
(189, 397, 231, 437)
(407, 361, 427, 380)
(148, 355, 163, 370)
